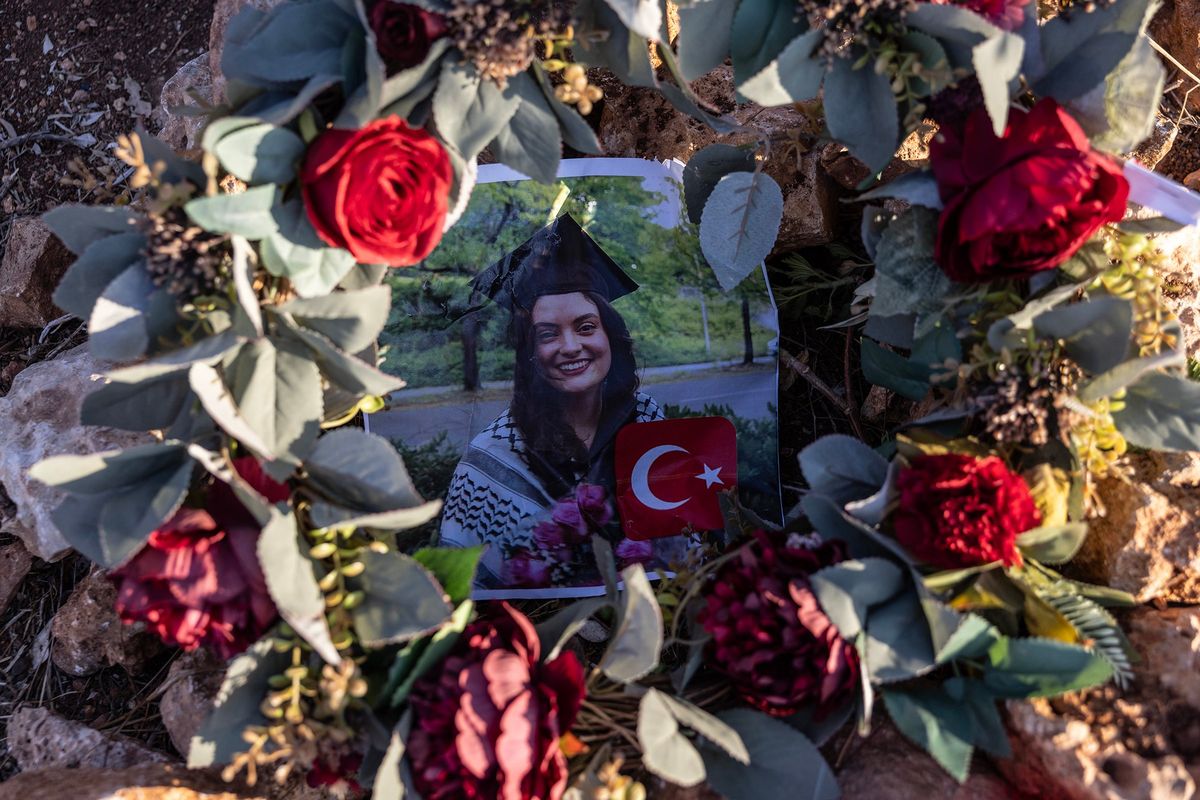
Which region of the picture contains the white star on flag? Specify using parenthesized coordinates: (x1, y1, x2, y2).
(695, 463, 723, 489)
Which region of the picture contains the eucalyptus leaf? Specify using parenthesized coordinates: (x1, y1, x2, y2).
(737, 30, 824, 107)
(225, 337, 323, 467)
(699, 171, 784, 291)
(220, 0, 358, 86)
(53, 232, 146, 319)
(530, 65, 601, 154)
(88, 264, 158, 362)
(972, 29, 1024, 136)
(600, 564, 663, 683)
(871, 206, 951, 319)
(210, 119, 305, 184)
(42, 205, 139, 255)
(572, 0, 656, 86)
(983, 637, 1114, 697)
(881, 686, 975, 783)
(700, 708, 839, 800)
(730, 0, 808, 87)
(824, 55, 899, 173)
(81, 373, 192, 432)
(188, 362, 277, 460)
(351, 550, 453, 648)
(1033, 0, 1152, 101)
(682, 144, 757, 225)
(864, 593, 938, 683)
(257, 509, 342, 664)
(432, 60, 520, 161)
(638, 689, 707, 787)
(371, 712, 413, 800)
(1032, 296, 1132, 374)
(261, 199, 356, 297)
(1112, 371, 1200, 452)
(188, 637, 288, 768)
(1067, 35, 1164, 153)
(935, 613, 1002, 664)
(304, 427, 425, 511)
(861, 339, 931, 402)
(490, 73, 562, 184)
(536, 596, 611, 661)
(858, 172, 943, 209)
(1016, 522, 1089, 565)
(185, 184, 279, 239)
(601, 0, 663, 41)
(798, 434, 889, 504)
(811, 558, 906, 641)
(677, 0, 737, 81)
(275, 286, 391, 353)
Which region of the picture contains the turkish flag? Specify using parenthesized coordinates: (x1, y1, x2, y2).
(615, 417, 738, 540)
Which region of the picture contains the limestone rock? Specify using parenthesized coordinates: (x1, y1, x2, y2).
(209, 0, 285, 105)
(1002, 607, 1200, 800)
(1151, 0, 1200, 111)
(155, 54, 212, 152)
(7, 705, 172, 772)
(594, 66, 839, 251)
(0, 345, 153, 561)
(160, 649, 226, 756)
(50, 572, 165, 676)
(1075, 450, 1200, 603)
(836, 722, 1015, 799)
(1150, 223, 1200, 358)
(0, 216, 71, 329)
(0, 538, 33, 615)
(1132, 116, 1180, 170)
(0, 765, 261, 800)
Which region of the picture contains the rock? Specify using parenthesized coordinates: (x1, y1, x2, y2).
(160, 649, 226, 756)
(1074, 450, 1200, 603)
(0, 538, 33, 615)
(0, 345, 153, 561)
(0, 765, 261, 800)
(155, 54, 212, 152)
(0, 216, 71, 329)
(1151, 0, 1200, 112)
(1132, 116, 1179, 170)
(1002, 607, 1200, 800)
(7, 705, 172, 772)
(1150, 223, 1200, 358)
(836, 722, 1015, 799)
(50, 572, 165, 676)
(208, 0, 285, 105)
(595, 66, 839, 250)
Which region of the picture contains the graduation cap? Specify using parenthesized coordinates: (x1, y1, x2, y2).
(470, 213, 638, 314)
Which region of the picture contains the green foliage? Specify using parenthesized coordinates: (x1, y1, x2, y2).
(1112, 371, 1200, 452)
(350, 550, 453, 648)
(871, 206, 951, 319)
(188, 636, 288, 768)
(411, 546, 483, 605)
(257, 510, 342, 664)
(824, 54, 900, 173)
(52, 231, 146, 320)
(1038, 585, 1135, 687)
(385, 600, 473, 707)
(699, 708, 838, 800)
(599, 564, 664, 683)
(798, 434, 888, 504)
(1032, 296, 1133, 374)
(699, 171, 784, 291)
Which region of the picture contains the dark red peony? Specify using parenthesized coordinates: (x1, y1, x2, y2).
(301, 116, 452, 267)
(109, 458, 286, 659)
(407, 603, 585, 800)
(369, 1, 449, 73)
(698, 531, 859, 718)
(893, 453, 1040, 569)
(929, 0, 1030, 30)
(306, 753, 365, 798)
(929, 99, 1128, 282)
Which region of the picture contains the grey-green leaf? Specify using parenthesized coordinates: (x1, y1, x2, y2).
(53, 232, 146, 319)
(261, 199, 356, 297)
(824, 55, 899, 173)
(810, 558, 906, 641)
(798, 434, 888, 505)
(88, 264, 159, 362)
(730, 0, 808, 86)
(226, 337, 323, 466)
(211, 119, 306, 185)
(491, 74, 563, 184)
(638, 689, 707, 788)
(432, 60, 521, 161)
(1016, 522, 1089, 565)
(682, 144, 757, 225)
(188, 637, 288, 768)
(677, 0, 736, 81)
(1032, 296, 1132, 374)
(1112, 371, 1200, 452)
(42, 205, 139, 254)
(599, 564, 663, 683)
(699, 171, 783, 291)
(700, 708, 839, 800)
(351, 550, 453, 648)
(275, 286, 391, 354)
(871, 206, 951, 319)
(258, 509, 342, 664)
(185, 184, 279, 240)
(737, 30, 824, 107)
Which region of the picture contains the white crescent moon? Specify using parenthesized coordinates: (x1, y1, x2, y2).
(631, 445, 690, 511)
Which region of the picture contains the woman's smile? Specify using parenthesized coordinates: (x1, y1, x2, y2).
(556, 358, 592, 376)
(531, 292, 613, 395)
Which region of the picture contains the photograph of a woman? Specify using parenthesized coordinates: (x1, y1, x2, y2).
(438, 214, 669, 589)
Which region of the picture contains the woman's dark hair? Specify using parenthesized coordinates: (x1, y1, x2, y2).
(510, 290, 639, 496)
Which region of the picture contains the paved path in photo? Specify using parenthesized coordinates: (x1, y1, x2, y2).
(367, 367, 777, 451)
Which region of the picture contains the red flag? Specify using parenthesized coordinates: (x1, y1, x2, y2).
(615, 417, 737, 540)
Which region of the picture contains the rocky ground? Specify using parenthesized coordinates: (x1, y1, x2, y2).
(0, 0, 1199, 798)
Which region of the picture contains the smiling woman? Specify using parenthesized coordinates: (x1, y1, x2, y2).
(438, 214, 668, 589)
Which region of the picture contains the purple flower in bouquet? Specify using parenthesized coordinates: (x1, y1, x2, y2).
(575, 483, 613, 527)
(550, 500, 589, 542)
(614, 537, 653, 568)
(504, 548, 556, 588)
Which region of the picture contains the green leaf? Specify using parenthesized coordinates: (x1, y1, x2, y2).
(261, 199, 356, 297)
(81, 373, 192, 431)
(1114, 215, 1186, 235)
(798, 433, 889, 504)
(983, 637, 1114, 697)
(677, 0, 737, 81)
(411, 547, 482, 605)
(1032, 296, 1132, 374)
(682, 144, 757, 225)
(42, 205, 138, 255)
(658, 693, 751, 766)
(225, 337, 323, 467)
(898, 30, 951, 97)
(1033, 0, 1152, 101)
(257, 509, 342, 665)
(700, 708, 839, 800)
(861, 338, 931, 401)
(432, 60, 521, 161)
(209, 118, 306, 185)
(87, 264, 159, 361)
(871, 206, 951, 319)
(188, 637, 288, 768)
(185, 184, 279, 239)
(858, 172, 943, 209)
(638, 689, 707, 787)
(220, 0, 358, 86)
(824, 55, 899, 173)
(1112, 370, 1200, 451)
(351, 550, 453, 648)
(864, 592, 938, 683)
(600, 564, 664, 683)
(1077, 346, 1185, 403)
(53, 232, 145, 319)
(801, 493, 916, 566)
(935, 613, 1002, 663)
(490, 73, 562, 184)
(1037, 586, 1135, 687)
(601, 0, 663, 42)
(244, 73, 342, 126)
(699, 171, 784, 291)
(371, 712, 413, 800)
(737, 30, 824, 107)
(275, 286, 391, 354)
(386, 601, 473, 708)
(304, 428, 423, 510)
(811, 557, 906, 640)
(572, 0, 656, 87)
(536, 596, 611, 661)
(972, 29, 1024, 136)
(1016, 523, 1088, 565)
(730, 0, 808, 86)
(1066, 35, 1165, 152)
(881, 686, 975, 782)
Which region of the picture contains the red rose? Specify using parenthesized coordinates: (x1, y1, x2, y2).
(109, 458, 286, 659)
(407, 603, 585, 800)
(930, 99, 1128, 282)
(301, 117, 452, 267)
(893, 453, 1040, 569)
(928, 0, 1030, 30)
(698, 532, 859, 719)
(369, 1, 448, 73)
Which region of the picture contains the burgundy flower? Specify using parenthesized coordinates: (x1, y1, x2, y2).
(928, 0, 1030, 30)
(301, 116, 452, 267)
(109, 458, 286, 659)
(407, 603, 585, 800)
(307, 753, 365, 798)
(893, 454, 1040, 569)
(698, 531, 859, 718)
(614, 537, 653, 568)
(369, 1, 449, 73)
(504, 548, 556, 588)
(930, 99, 1128, 282)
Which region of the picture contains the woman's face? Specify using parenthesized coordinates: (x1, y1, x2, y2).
(530, 292, 612, 395)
